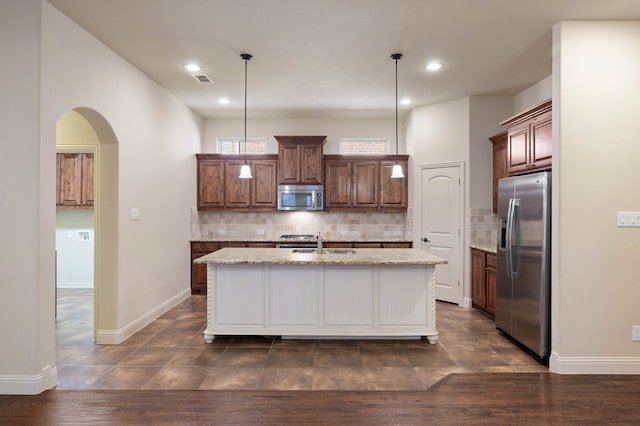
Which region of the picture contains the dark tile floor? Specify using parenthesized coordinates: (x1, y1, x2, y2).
(55, 288, 548, 391)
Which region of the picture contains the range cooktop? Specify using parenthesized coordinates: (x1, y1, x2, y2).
(279, 234, 316, 240)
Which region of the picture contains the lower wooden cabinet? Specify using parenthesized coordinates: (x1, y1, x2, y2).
(323, 241, 413, 249)
(471, 248, 496, 317)
(191, 241, 278, 294)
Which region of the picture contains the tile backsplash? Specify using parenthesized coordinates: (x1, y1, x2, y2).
(470, 207, 499, 250)
(191, 208, 411, 240)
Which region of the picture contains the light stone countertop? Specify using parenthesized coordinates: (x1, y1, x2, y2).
(194, 247, 447, 266)
(469, 244, 497, 254)
(191, 238, 413, 243)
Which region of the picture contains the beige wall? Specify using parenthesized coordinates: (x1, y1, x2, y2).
(203, 116, 403, 155)
(551, 21, 640, 373)
(0, 0, 57, 394)
(42, 1, 203, 341)
(406, 96, 512, 307)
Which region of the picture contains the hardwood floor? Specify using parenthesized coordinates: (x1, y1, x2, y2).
(11, 289, 631, 423)
(3, 373, 640, 424)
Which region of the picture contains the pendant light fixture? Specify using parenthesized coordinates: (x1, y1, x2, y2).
(390, 53, 405, 179)
(239, 53, 253, 179)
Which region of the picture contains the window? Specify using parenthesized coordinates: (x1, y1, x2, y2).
(218, 138, 266, 154)
(339, 138, 389, 155)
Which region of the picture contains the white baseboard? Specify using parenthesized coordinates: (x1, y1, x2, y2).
(0, 365, 57, 395)
(57, 281, 93, 288)
(460, 296, 472, 308)
(549, 351, 640, 374)
(95, 288, 191, 345)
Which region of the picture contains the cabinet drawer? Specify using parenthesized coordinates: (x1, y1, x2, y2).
(486, 253, 497, 269)
(191, 242, 219, 252)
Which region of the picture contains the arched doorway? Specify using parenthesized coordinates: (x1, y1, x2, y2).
(56, 107, 118, 343)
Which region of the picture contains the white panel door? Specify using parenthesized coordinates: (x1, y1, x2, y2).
(215, 266, 265, 325)
(377, 266, 427, 326)
(323, 267, 372, 326)
(420, 164, 462, 304)
(269, 266, 318, 326)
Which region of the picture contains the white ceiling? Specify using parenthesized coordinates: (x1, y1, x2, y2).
(47, 0, 640, 119)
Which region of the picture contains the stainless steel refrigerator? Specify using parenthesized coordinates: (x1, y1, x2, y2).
(496, 171, 551, 358)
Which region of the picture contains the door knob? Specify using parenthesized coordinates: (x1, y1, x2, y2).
(422, 237, 430, 242)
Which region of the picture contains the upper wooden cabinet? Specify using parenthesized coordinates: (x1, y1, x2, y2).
(489, 131, 508, 213)
(501, 99, 552, 175)
(275, 136, 325, 185)
(56, 153, 94, 209)
(196, 154, 278, 211)
(379, 160, 408, 210)
(324, 155, 408, 211)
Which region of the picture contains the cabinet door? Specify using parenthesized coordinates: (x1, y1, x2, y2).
(197, 159, 225, 209)
(490, 132, 508, 214)
(299, 142, 323, 184)
(379, 161, 408, 209)
(277, 142, 300, 185)
(485, 254, 496, 317)
(352, 161, 378, 208)
(251, 159, 277, 209)
(191, 242, 220, 295)
(81, 153, 94, 206)
(382, 242, 412, 248)
(507, 122, 530, 175)
(471, 249, 486, 309)
(530, 111, 552, 170)
(225, 161, 251, 208)
(58, 153, 83, 207)
(325, 160, 352, 208)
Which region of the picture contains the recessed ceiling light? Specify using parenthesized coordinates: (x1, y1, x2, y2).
(425, 62, 443, 72)
(183, 63, 202, 72)
(218, 98, 230, 105)
(400, 98, 412, 105)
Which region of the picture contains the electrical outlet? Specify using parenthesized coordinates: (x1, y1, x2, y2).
(217, 229, 226, 235)
(633, 326, 640, 341)
(393, 230, 402, 236)
(257, 229, 265, 235)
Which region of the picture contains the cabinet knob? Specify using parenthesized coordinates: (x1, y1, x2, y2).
(422, 237, 430, 243)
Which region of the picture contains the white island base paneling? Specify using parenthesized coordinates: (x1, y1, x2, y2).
(204, 263, 438, 343)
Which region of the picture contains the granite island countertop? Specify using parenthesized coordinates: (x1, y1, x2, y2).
(194, 247, 447, 266)
(191, 237, 413, 243)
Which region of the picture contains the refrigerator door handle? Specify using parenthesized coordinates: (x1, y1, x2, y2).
(505, 198, 519, 278)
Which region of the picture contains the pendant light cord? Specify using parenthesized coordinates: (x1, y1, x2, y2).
(395, 56, 399, 163)
(241, 53, 252, 164)
(391, 53, 402, 164)
(243, 55, 248, 163)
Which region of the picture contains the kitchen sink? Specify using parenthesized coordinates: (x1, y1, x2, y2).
(291, 248, 356, 254)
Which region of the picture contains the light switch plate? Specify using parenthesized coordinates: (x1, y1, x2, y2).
(633, 326, 640, 341)
(130, 208, 140, 221)
(617, 211, 640, 227)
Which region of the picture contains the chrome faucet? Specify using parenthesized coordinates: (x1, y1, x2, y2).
(317, 231, 323, 254)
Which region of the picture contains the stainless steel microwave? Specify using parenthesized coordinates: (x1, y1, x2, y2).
(277, 185, 324, 211)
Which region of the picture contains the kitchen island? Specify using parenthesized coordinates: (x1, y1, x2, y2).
(194, 247, 446, 344)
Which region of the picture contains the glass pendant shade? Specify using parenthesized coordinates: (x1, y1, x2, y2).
(391, 162, 404, 179)
(239, 163, 252, 179)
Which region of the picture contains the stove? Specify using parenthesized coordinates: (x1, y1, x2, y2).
(279, 234, 316, 241)
(276, 234, 317, 248)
